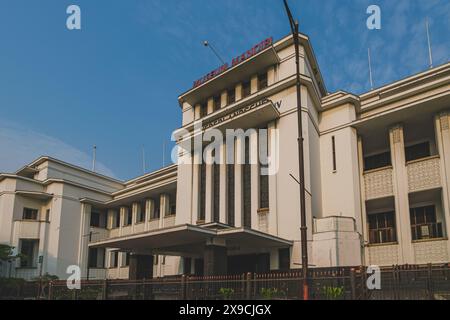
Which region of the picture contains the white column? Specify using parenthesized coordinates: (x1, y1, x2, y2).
(160, 194, 169, 228)
(268, 121, 279, 235)
(207, 97, 214, 115)
(131, 203, 137, 233)
(235, 137, 243, 228)
(390, 125, 413, 264)
(267, 66, 276, 86)
(78, 203, 91, 278)
(205, 149, 214, 223)
(192, 151, 201, 224)
(220, 91, 227, 108)
(435, 113, 450, 258)
(119, 207, 125, 236)
(219, 143, 227, 224)
(250, 130, 259, 230)
(251, 75, 258, 94)
(357, 137, 369, 266)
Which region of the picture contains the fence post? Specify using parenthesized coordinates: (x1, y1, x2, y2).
(245, 272, 252, 300)
(48, 281, 53, 300)
(102, 279, 108, 300)
(427, 263, 433, 300)
(350, 268, 356, 300)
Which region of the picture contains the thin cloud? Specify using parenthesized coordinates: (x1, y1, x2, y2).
(0, 120, 116, 178)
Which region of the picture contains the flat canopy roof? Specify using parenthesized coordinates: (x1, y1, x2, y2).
(179, 46, 280, 107)
(89, 224, 292, 257)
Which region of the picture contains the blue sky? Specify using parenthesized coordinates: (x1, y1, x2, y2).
(0, 0, 449, 180)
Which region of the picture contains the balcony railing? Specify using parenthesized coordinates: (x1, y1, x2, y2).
(363, 166, 394, 200)
(407, 155, 441, 193)
(89, 214, 177, 243)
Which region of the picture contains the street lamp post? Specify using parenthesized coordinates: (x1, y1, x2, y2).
(282, 0, 309, 300)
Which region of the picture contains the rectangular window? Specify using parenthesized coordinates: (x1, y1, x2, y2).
(227, 164, 235, 227)
(368, 211, 397, 244)
(110, 251, 119, 268)
(121, 252, 130, 267)
(123, 207, 133, 226)
(200, 102, 208, 118)
(111, 209, 121, 228)
(45, 209, 50, 222)
(213, 95, 221, 111)
(364, 152, 391, 171)
(243, 141, 251, 228)
(154, 255, 159, 265)
(90, 211, 101, 227)
(405, 142, 431, 162)
(150, 199, 160, 220)
(20, 239, 39, 268)
(259, 129, 269, 210)
(258, 72, 268, 90)
(278, 248, 290, 271)
(227, 88, 236, 105)
(242, 80, 251, 99)
(88, 248, 99, 268)
(199, 161, 206, 222)
(136, 202, 145, 223)
(332, 136, 337, 172)
(169, 195, 176, 216)
(410, 205, 443, 241)
(22, 208, 38, 221)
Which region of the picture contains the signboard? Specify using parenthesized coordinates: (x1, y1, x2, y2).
(202, 97, 282, 130)
(193, 37, 273, 88)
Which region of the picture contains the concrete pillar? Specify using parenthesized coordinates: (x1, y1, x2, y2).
(235, 137, 244, 228)
(435, 113, 450, 257)
(119, 207, 126, 236)
(390, 125, 413, 264)
(129, 254, 154, 280)
(131, 203, 137, 233)
(219, 143, 227, 224)
(250, 130, 259, 230)
(250, 75, 258, 94)
(192, 151, 201, 224)
(204, 239, 227, 276)
(220, 91, 227, 108)
(78, 203, 91, 278)
(160, 194, 169, 228)
(357, 137, 369, 266)
(205, 149, 214, 223)
(194, 104, 201, 120)
(207, 98, 214, 115)
(267, 66, 276, 86)
(268, 121, 279, 235)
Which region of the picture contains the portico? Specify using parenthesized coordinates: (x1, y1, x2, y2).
(89, 224, 292, 278)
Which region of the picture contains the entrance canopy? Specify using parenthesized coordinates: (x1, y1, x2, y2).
(89, 224, 292, 257)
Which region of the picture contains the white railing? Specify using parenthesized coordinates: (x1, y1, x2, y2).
(363, 166, 394, 200)
(163, 215, 176, 228)
(407, 156, 441, 193)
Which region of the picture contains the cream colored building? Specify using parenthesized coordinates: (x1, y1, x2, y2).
(1, 34, 449, 280)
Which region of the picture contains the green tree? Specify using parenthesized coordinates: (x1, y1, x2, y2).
(0, 244, 18, 261)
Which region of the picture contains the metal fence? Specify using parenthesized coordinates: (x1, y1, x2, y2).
(1, 264, 449, 300)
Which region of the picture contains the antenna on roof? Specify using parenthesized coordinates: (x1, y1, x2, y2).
(142, 146, 146, 174)
(426, 17, 433, 69)
(92, 145, 97, 172)
(203, 41, 226, 65)
(368, 48, 374, 90)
